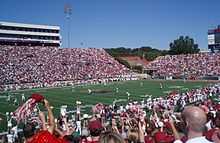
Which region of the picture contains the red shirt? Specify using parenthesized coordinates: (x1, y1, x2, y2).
(27, 131, 68, 143)
(204, 128, 218, 141)
(145, 135, 154, 143)
(154, 131, 174, 143)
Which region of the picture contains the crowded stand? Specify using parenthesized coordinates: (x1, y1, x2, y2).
(1, 83, 220, 143)
(146, 53, 220, 79)
(0, 45, 132, 91)
(2, 46, 220, 143)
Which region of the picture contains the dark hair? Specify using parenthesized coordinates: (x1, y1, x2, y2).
(63, 135, 80, 143)
(23, 123, 36, 139)
(214, 111, 220, 128)
(207, 112, 214, 121)
(90, 128, 102, 137)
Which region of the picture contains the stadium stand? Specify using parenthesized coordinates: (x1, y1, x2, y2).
(146, 53, 220, 79)
(0, 45, 132, 90)
(1, 46, 220, 143)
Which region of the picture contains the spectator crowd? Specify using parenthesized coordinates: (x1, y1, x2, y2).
(146, 53, 220, 79)
(0, 45, 131, 90)
(1, 83, 220, 143)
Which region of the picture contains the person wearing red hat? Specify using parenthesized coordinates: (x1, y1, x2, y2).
(81, 119, 103, 143)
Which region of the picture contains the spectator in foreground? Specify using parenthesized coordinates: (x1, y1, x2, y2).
(211, 129, 220, 143)
(81, 119, 103, 143)
(174, 106, 213, 143)
(23, 99, 68, 143)
(154, 121, 175, 143)
(99, 131, 124, 143)
(204, 111, 220, 142)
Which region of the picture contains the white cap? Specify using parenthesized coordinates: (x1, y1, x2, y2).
(158, 121, 164, 128)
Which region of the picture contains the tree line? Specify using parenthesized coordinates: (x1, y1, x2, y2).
(105, 36, 200, 61)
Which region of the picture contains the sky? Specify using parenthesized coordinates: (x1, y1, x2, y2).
(0, 0, 220, 50)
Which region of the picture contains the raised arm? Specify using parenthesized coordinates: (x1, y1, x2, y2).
(138, 121, 145, 143)
(38, 111, 47, 130)
(43, 99, 55, 134)
(169, 116, 180, 141)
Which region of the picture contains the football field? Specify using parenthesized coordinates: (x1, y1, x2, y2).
(0, 80, 214, 131)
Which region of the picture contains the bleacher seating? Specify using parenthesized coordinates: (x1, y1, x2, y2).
(146, 53, 220, 79)
(0, 45, 130, 89)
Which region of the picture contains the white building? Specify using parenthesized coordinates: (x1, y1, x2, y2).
(0, 21, 61, 46)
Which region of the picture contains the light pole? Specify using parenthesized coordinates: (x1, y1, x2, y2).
(64, 4, 72, 48)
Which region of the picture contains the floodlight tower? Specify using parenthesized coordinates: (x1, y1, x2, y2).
(64, 4, 72, 48)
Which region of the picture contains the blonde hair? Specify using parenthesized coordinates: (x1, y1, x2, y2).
(99, 131, 124, 143)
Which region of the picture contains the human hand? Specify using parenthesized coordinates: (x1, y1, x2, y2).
(112, 119, 116, 127)
(43, 99, 49, 107)
(212, 129, 220, 143)
(138, 121, 145, 142)
(169, 115, 174, 124)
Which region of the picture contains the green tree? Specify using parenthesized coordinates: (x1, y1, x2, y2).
(144, 51, 161, 61)
(169, 36, 200, 55)
(105, 47, 132, 57)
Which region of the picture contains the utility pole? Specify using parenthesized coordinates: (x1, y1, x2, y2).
(64, 4, 72, 48)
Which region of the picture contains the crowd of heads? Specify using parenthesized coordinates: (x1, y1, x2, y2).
(146, 53, 220, 79)
(1, 83, 220, 143)
(0, 45, 131, 90)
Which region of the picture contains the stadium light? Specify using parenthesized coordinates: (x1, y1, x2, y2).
(64, 3, 72, 48)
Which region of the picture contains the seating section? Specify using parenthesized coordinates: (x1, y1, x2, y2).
(146, 53, 220, 78)
(0, 46, 130, 86)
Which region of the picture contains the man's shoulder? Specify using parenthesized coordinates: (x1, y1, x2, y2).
(186, 136, 213, 143)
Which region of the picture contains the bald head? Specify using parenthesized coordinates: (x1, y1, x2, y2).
(182, 106, 207, 133)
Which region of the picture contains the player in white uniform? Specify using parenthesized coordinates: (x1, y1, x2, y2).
(7, 94, 11, 102)
(14, 98, 17, 105)
(160, 83, 163, 89)
(88, 89, 92, 94)
(126, 92, 130, 100)
(140, 82, 143, 87)
(21, 94, 25, 102)
(116, 87, 119, 93)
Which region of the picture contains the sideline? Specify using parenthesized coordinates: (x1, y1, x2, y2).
(0, 79, 216, 94)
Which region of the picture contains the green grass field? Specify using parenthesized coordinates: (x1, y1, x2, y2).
(0, 80, 214, 131)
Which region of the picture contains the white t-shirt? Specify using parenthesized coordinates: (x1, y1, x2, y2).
(186, 137, 213, 143)
(174, 136, 213, 143)
(7, 134, 13, 143)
